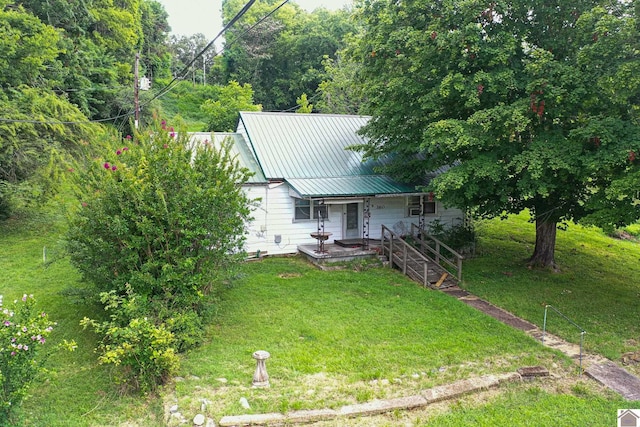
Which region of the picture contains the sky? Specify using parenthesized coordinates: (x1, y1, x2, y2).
(158, 0, 353, 40)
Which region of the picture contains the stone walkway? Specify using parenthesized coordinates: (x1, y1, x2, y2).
(442, 286, 640, 401)
(218, 372, 522, 427)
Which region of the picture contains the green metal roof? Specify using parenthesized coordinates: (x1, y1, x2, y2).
(287, 176, 418, 198)
(237, 112, 421, 197)
(238, 112, 379, 179)
(190, 132, 266, 184)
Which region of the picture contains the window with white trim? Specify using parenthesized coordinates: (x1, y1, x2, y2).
(406, 195, 436, 217)
(294, 199, 328, 221)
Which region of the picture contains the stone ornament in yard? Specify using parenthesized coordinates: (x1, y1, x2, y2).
(252, 350, 270, 387)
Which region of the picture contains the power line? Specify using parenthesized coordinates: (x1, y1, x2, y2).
(140, 0, 291, 110)
(0, 0, 290, 126)
(141, 0, 260, 108)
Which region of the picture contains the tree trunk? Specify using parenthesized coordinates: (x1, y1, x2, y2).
(528, 217, 558, 270)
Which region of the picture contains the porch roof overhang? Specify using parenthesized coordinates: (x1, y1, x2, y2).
(286, 176, 420, 199)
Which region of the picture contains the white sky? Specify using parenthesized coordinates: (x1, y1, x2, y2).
(158, 0, 353, 40)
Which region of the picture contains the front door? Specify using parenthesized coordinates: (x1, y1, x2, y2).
(343, 203, 361, 239)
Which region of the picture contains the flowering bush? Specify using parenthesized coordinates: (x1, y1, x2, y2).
(67, 118, 253, 310)
(0, 295, 62, 423)
(67, 119, 252, 390)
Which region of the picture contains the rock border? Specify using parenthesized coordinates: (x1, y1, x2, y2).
(218, 372, 521, 426)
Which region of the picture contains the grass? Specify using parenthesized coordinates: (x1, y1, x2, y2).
(1, 205, 638, 425)
(171, 256, 566, 419)
(0, 208, 165, 426)
(463, 212, 640, 362)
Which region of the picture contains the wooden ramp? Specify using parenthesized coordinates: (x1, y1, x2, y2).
(381, 225, 459, 289)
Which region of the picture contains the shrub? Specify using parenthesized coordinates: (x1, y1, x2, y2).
(67, 118, 254, 391)
(0, 295, 70, 424)
(80, 289, 179, 394)
(66, 119, 253, 308)
(426, 219, 476, 255)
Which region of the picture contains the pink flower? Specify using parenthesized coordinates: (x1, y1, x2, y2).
(81, 202, 88, 207)
(163, 144, 168, 149)
(4, 321, 10, 326)
(10, 351, 15, 356)
(125, 135, 132, 140)
(111, 165, 117, 171)
(22, 294, 27, 302)
(170, 132, 176, 138)
(23, 345, 28, 351)
(123, 147, 129, 151)
(116, 150, 122, 155)
(169, 127, 174, 132)
(104, 162, 110, 169)
(39, 338, 46, 344)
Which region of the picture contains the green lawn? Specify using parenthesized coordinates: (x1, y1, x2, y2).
(172, 256, 564, 418)
(463, 213, 640, 362)
(1, 208, 638, 426)
(0, 211, 165, 426)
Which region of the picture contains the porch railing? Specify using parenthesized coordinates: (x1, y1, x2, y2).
(381, 225, 432, 287)
(410, 223, 463, 282)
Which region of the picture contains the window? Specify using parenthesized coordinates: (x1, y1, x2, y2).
(294, 199, 328, 221)
(407, 196, 436, 217)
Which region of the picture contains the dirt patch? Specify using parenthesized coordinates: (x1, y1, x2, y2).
(621, 351, 640, 366)
(279, 272, 303, 278)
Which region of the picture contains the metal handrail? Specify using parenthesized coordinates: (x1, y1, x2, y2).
(410, 223, 463, 282)
(542, 305, 586, 373)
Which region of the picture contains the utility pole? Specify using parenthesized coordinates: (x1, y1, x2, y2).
(134, 52, 140, 129)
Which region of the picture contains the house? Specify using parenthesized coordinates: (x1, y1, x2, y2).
(191, 112, 464, 256)
(619, 410, 640, 427)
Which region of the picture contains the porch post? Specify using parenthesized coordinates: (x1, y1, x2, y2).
(362, 198, 371, 250)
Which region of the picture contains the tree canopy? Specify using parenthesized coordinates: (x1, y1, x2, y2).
(0, 0, 170, 217)
(348, 0, 640, 268)
(221, 0, 354, 111)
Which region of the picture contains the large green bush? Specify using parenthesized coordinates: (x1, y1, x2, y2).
(66, 119, 253, 390)
(67, 119, 252, 308)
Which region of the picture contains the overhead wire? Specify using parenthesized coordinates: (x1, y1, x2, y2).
(0, 0, 272, 126)
(141, 0, 261, 108)
(140, 0, 290, 111)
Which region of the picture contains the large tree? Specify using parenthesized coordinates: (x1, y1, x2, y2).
(221, 0, 354, 111)
(349, 0, 640, 269)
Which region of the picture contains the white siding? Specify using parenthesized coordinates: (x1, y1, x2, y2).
(243, 184, 465, 256)
(367, 197, 464, 239)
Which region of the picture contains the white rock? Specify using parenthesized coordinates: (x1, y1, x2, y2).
(193, 413, 205, 426)
(169, 405, 179, 413)
(239, 397, 250, 409)
(216, 377, 228, 383)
